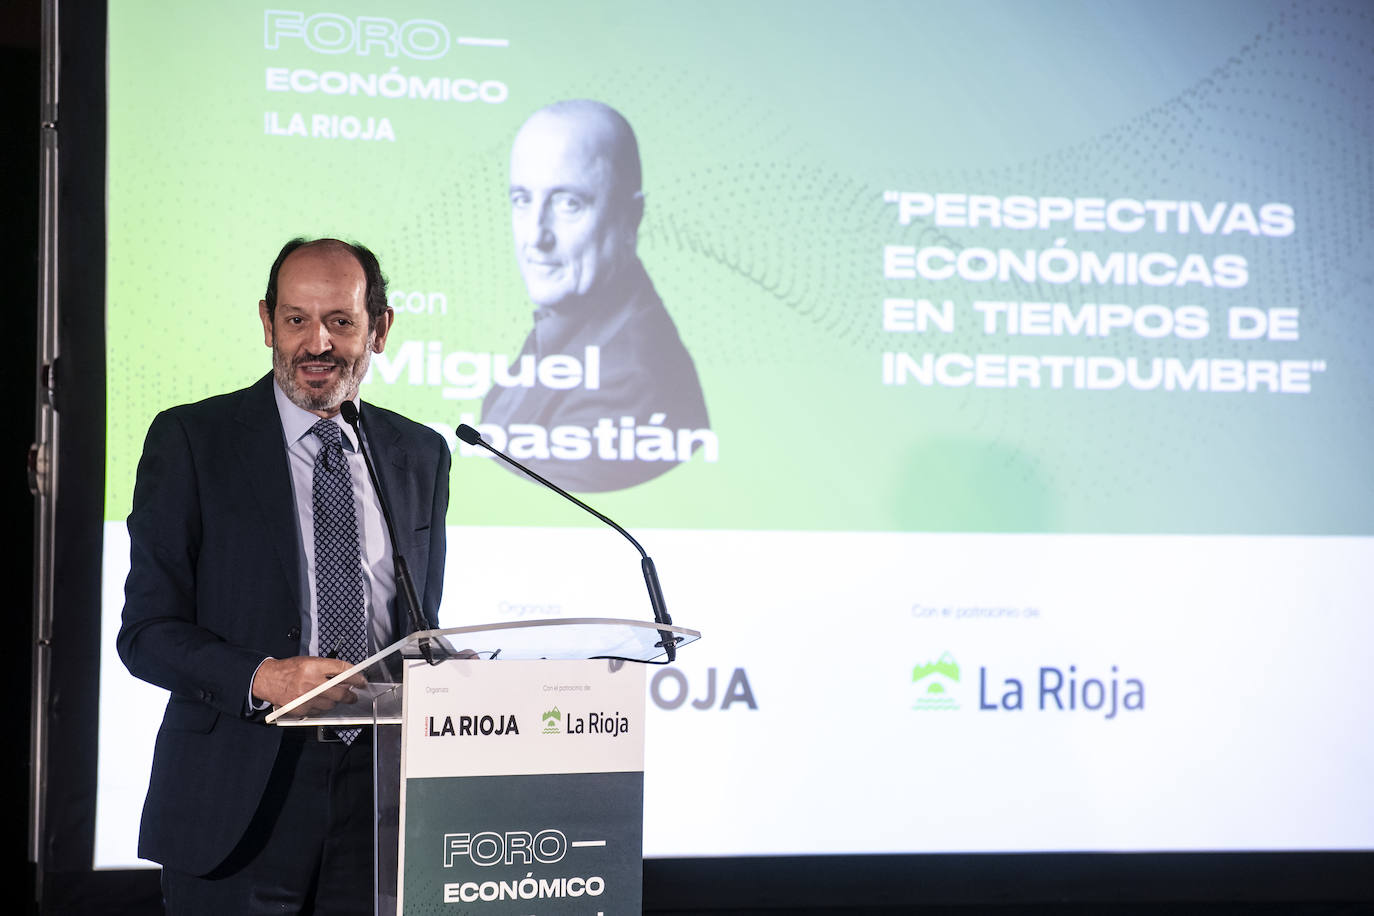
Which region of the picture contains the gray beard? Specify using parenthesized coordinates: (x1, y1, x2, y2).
(272, 344, 372, 414)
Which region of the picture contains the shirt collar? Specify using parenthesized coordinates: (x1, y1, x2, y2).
(271, 378, 360, 450)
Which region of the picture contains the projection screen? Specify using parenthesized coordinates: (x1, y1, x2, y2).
(94, 0, 1374, 868)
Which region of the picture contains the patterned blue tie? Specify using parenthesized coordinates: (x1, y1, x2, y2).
(310, 418, 365, 743)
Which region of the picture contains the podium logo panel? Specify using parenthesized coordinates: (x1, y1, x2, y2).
(398, 660, 647, 912)
(402, 659, 646, 777)
(403, 771, 644, 913)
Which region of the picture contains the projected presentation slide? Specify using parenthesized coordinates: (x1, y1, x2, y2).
(97, 1, 1374, 867)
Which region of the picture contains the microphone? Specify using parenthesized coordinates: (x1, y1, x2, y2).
(456, 423, 678, 662)
(340, 401, 439, 664)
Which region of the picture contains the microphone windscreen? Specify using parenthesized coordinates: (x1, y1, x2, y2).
(456, 423, 483, 445)
(340, 401, 359, 424)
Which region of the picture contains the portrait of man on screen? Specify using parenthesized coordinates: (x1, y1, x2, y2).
(480, 99, 711, 493)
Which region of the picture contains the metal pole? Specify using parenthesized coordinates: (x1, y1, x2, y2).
(29, 0, 61, 896)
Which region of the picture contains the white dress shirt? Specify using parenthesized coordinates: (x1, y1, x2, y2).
(272, 381, 397, 657)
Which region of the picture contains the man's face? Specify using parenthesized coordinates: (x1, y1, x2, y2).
(258, 247, 393, 418)
(509, 112, 638, 308)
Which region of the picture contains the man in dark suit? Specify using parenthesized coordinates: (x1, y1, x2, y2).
(117, 238, 450, 913)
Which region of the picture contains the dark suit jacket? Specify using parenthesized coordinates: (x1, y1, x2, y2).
(116, 373, 450, 876)
(481, 258, 709, 493)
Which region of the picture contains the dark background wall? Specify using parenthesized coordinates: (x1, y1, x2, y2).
(3, 0, 40, 910)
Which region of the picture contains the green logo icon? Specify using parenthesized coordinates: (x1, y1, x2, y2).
(912, 652, 960, 711)
(541, 707, 562, 734)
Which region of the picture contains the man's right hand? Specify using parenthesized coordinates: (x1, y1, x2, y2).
(251, 656, 363, 712)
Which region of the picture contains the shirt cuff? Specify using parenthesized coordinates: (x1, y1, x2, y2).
(246, 657, 274, 714)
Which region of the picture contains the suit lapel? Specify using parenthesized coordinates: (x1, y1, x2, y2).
(360, 401, 410, 512)
(359, 402, 416, 635)
(232, 375, 304, 620)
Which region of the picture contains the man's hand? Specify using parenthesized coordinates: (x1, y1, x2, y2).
(252, 656, 363, 712)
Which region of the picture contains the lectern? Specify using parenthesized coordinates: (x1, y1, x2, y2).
(267, 618, 700, 915)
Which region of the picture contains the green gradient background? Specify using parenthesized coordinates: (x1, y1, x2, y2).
(107, 1, 1374, 533)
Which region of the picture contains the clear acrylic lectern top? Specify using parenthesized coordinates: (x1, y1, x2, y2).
(264, 617, 700, 727)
